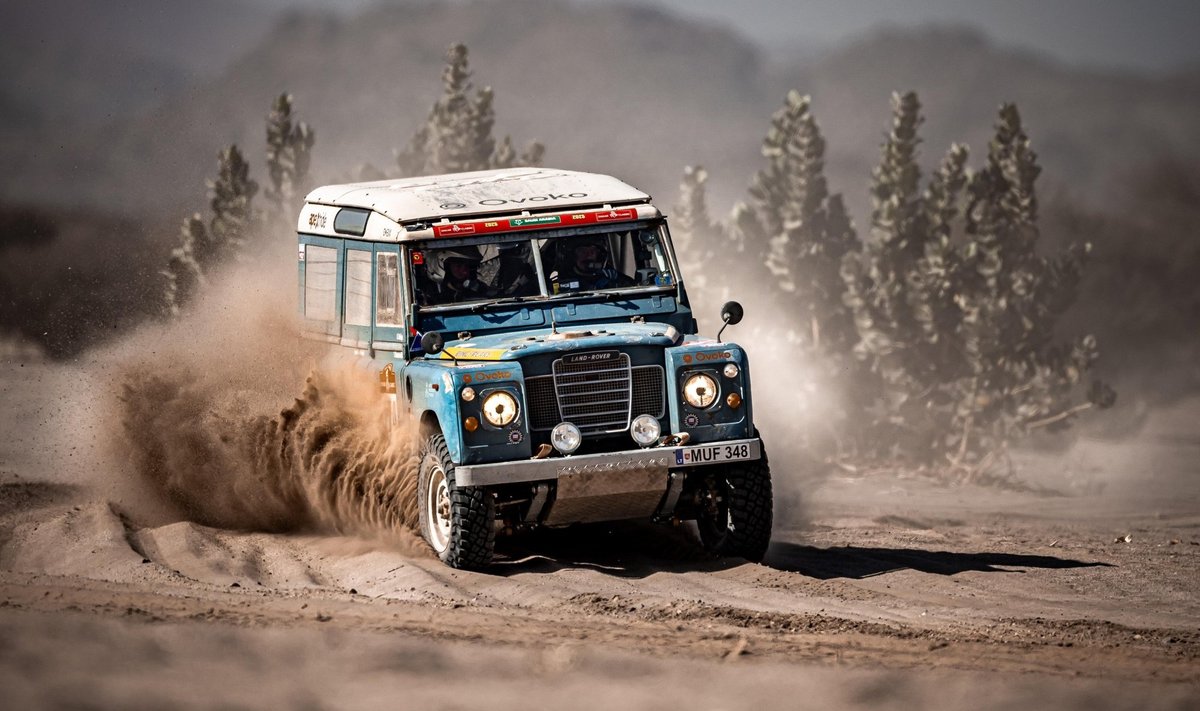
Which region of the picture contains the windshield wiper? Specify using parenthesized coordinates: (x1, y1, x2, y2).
(548, 289, 614, 301)
(457, 287, 663, 311)
(469, 295, 530, 312)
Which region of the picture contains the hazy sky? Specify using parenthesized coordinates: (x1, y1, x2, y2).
(256, 0, 1200, 72)
(652, 0, 1200, 70)
(655, 0, 1200, 71)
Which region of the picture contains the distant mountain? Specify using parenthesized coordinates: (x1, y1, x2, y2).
(5, 2, 1200, 224)
(0, 0, 274, 203)
(775, 26, 1200, 216)
(6, 0, 768, 214)
(3, 0, 274, 121)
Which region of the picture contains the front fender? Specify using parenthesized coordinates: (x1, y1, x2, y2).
(664, 340, 753, 443)
(403, 360, 532, 465)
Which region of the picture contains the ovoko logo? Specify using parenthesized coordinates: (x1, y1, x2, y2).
(477, 193, 587, 206)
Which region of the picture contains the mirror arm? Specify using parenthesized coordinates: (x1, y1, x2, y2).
(716, 300, 743, 341)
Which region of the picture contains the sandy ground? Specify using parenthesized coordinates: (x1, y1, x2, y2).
(1, 360, 1198, 710)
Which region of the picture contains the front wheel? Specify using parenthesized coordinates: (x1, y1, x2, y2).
(695, 450, 773, 562)
(418, 434, 495, 570)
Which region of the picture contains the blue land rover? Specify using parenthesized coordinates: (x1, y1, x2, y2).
(297, 168, 772, 569)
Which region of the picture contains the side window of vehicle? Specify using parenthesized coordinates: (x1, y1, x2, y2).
(376, 252, 402, 326)
(333, 208, 369, 237)
(304, 245, 338, 321)
(345, 249, 372, 327)
(636, 228, 673, 286)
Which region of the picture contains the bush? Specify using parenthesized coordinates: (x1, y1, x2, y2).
(677, 92, 1115, 472)
(164, 44, 543, 317)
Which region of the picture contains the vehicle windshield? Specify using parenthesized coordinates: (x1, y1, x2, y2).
(411, 224, 675, 308)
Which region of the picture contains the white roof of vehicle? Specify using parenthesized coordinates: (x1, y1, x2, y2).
(304, 167, 650, 224)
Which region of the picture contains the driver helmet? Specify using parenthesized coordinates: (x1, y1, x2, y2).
(569, 237, 608, 275)
(428, 246, 482, 288)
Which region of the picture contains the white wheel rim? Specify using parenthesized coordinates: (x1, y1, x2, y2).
(426, 462, 452, 553)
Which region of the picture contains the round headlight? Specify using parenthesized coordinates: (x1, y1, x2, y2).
(723, 363, 739, 379)
(683, 373, 719, 409)
(630, 414, 661, 446)
(461, 386, 476, 402)
(551, 422, 582, 454)
(481, 391, 518, 427)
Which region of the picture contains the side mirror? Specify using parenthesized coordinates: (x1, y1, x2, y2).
(720, 301, 744, 326)
(717, 301, 743, 342)
(420, 331, 444, 355)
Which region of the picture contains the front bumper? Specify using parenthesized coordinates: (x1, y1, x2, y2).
(455, 437, 762, 487)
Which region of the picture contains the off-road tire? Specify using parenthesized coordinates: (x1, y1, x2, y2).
(696, 451, 773, 562)
(418, 434, 495, 570)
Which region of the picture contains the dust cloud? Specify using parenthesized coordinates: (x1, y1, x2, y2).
(117, 367, 422, 546)
(78, 248, 426, 552)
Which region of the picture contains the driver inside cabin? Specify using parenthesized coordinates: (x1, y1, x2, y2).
(549, 236, 634, 292)
(415, 243, 538, 305)
(413, 229, 673, 307)
(418, 245, 490, 304)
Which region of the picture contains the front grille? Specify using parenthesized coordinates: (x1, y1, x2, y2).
(526, 376, 559, 430)
(631, 366, 665, 418)
(552, 352, 632, 434)
(526, 355, 665, 434)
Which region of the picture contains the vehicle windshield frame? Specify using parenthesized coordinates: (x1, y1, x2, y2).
(409, 219, 678, 314)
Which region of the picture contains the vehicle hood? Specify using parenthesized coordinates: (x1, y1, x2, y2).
(430, 322, 682, 362)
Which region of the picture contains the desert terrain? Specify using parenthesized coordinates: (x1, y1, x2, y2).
(1, 348, 1196, 710)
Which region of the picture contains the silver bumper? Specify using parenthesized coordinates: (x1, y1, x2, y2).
(455, 437, 762, 487)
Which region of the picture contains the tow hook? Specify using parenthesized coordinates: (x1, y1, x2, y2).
(657, 432, 691, 447)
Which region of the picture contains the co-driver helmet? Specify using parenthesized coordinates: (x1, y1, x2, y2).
(427, 246, 482, 286)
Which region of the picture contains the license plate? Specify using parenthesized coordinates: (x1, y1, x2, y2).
(673, 442, 755, 467)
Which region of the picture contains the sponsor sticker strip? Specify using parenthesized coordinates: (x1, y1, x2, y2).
(440, 346, 509, 361)
(433, 208, 637, 238)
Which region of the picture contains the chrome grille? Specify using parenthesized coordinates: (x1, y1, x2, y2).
(551, 352, 632, 434)
(631, 366, 665, 418)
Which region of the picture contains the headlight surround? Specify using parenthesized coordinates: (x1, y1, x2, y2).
(481, 390, 519, 427)
(683, 372, 719, 409)
(630, 414, 661, 446)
